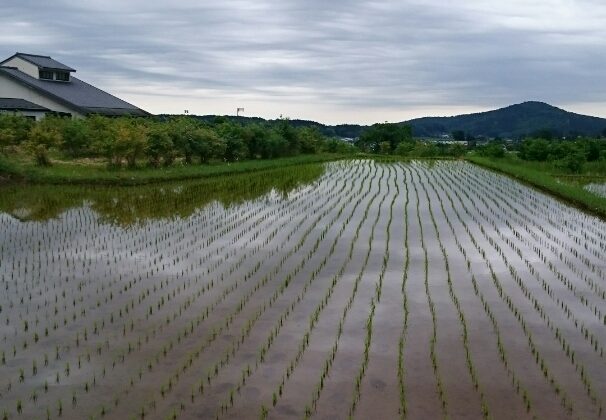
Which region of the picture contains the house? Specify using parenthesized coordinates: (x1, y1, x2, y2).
(0, 98, 50, 120)
(0, 53, 149, 119)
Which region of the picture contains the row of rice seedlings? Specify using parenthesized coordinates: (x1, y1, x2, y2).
(463, 167, 606, 320)
(1, 190, 298, 416)
(0, 168, 338, 416)
(0, 171, 324, 374)
(410, 169, 449, 416)
(347, 167, 396, 418)
(482, 174, 606, 300)
(3, 200, 223, 329)
(130, 179, 335, 361)
(98, 170, 342, 414)
(423, 166, 536, 416)
(149, 166, 371, 415)
(467, 162, 605, 263)
(0, 203, 276, 416)
(445, 168, 604, 411)
(432, 164, 589, 417)
(463, 174, 606, 358)
(441, 166, 606, 358)
(416, 164, 491, 418)
(0, 198, 250, 377)
(397, 167, 410, 419)
(107, 167, 354, 417)
(213, 164, 385, 419)
(115, 163, 362, 417)
(2, 165, 334, 332)
(459, 163, 606, 317)
(269, 166, 394, 418)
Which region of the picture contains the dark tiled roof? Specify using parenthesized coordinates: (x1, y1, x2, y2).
(0, 66, 149, 117)
(0, 98, 50, 111)
(0, 53, 76, 72)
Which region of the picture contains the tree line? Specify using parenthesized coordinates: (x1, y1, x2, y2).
(474, 137, 606, 173)
(19, 114, 605, 169)
(0, 115, 355, 167)
(355, 123, 466, 157)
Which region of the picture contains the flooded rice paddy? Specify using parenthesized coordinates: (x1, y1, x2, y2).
(585, 183, 606, 199)
(0, 160, 605, 419)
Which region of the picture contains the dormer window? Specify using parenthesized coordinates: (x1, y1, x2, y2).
(55, 71, 69, 81)
(38, 69, 70, 81)
(39, 70, 53, 80)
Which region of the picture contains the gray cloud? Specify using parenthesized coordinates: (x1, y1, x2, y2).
(1, 0, 605, 123)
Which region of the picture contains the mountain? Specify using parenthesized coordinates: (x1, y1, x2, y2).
(167, 101, 606, 140)
(406, 101, 606, 139)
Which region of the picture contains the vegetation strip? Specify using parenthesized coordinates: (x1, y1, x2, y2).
(0, 154, 344, 185)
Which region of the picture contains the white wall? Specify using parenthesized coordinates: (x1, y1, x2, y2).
(0, 75, 83, 117)
(2, 57, 40, 79)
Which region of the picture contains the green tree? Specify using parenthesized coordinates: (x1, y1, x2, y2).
(297, 127, 322, 154)
(379, 141, 391, 154)
(146, 127, 174, 167)
(451, 130, 466, 142)
(25, 119, 63, 166)
(61, 118, 90, 157)
(275, 117, 300, 155)
(556, 150, 585, 173)
(88, 116, 116, 166)
(548, 141, 576, 161)
(585, 140, 601, 162)
(111, 119, 147, 168)
(0, 127, 16, 155)
(409, 142, 438, 157)
(357, 123, 413, 153)
(520, 138, 550, 161)
(191, 128, 225, 163)
(394, 141, 414, 156)
(0, 114, 33, 144)
(478, 142, 505, 158)
(448, 143, 466, 157)
(323, 139, 356, 154)
(225, 136, 248, 161)
(168, 117, 196, 164)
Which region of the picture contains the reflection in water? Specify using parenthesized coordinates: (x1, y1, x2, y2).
(585, 183, 606, 198)
(0, 164, 325, 226)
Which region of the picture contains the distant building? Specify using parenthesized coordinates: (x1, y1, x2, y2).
(0, 53, 149, 120)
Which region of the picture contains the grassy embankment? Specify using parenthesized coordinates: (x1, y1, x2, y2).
(467, 155, 606, 220)
(0, 154, 344, 186)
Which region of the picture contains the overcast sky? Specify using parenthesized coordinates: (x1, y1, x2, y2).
(2, 0, 605, 124)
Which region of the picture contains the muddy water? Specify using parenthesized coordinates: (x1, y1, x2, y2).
(1, 160, 605, 419)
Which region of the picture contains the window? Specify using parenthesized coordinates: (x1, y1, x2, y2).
(55, 72, 70, 81)
(39, 70, 54, 80)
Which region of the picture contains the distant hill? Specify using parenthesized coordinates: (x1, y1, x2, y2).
(407, 101, 606, 139)
(186, 115, 365, 139)
(165, 101, 606, 140)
